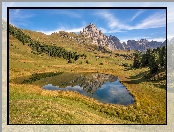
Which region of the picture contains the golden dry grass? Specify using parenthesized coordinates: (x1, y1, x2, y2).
(9, 31, 166, 124)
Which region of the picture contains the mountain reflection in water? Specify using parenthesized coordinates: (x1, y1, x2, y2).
(42, 72, 134, 105)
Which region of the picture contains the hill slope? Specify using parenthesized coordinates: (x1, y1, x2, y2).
(8, 23, 166, 124)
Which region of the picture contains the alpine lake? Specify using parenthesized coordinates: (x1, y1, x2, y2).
(31, 72, 135, 106)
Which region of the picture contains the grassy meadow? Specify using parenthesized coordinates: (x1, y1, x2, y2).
(9, 29, 166, 124)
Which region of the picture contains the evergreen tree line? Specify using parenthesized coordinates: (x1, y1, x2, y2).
(9, 24, 86, 61)
(22, 72, 63, 84)
(133, 46, 166, 74)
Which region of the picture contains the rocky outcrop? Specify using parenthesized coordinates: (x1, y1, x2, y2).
(81, 23, 109, 46)
(124, 39, 165, 51)
(52, 22, 167, 51)
(108, 35, 125, 50)
(80, 23, 165, 51)
(80, 23, 124, 50)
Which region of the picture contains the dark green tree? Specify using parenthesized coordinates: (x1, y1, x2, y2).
(159, 46, 166, 68)
(149, 52, 159, 74)
(133, 51, 141, 68)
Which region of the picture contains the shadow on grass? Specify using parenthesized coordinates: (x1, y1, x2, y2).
(153, 82, 166, 90)
(10, 72, 63, 84)
(10, 75, 29, 84)
(122, 68, 166, 90)
(122, 70, 149, 84)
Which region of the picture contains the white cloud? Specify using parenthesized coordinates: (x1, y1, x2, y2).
(2, 2, 171, 41)
(133, 12, 166, 29)
(97, 10, 166, 32)
(9, 9, 34, 19)
(98, 27, 108, 33)
(96, 10, 130, 30)
(9, 9, 35, 27)
(55, 10, 81, 18)
(98, 27, 127, 34)
(148, 37, 166, 42)
(130, 9, 144, 22)
(38, 26, 84, 35)
(120, 36, 165, 43)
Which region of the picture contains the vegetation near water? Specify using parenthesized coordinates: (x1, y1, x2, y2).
(9, 24, 86, 61)
(9, 24, 166, 124)
(133, 46, 166, 80)
(22, 72, 63, 84)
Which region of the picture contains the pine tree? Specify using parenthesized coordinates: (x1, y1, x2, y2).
(149, 52, 159, 74)
(159, 46, 166, 68)
(133, 51, 141, 68)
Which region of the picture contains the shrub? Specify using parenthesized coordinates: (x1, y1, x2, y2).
(86, 60, 89, 64)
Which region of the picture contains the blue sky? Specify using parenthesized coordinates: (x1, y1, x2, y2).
(2, 2, 174, 41)
(9, 8, 166, 43)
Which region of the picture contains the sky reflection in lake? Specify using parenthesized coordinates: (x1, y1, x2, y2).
(42, 73, 134, 105)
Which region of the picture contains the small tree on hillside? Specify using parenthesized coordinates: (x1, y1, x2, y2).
(133, 51, 141, 68)
(159, 46, 166, 68)
(149, 52, 159, 74)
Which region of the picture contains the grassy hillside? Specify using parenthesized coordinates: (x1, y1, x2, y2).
(9, 25, 166, 124)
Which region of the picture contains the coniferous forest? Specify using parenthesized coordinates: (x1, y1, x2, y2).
(8, 21, 166, 124)
(9, 24, 86, 62)
(133, 46, 166, 74)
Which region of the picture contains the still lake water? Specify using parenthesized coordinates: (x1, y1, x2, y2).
(42, 72, 134, 105)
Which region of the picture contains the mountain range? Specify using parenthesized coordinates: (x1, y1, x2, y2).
(3, 19, 168, 51)
(79, 23, 166, 51)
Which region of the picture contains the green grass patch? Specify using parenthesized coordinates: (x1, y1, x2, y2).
(9, 28, 166, 124)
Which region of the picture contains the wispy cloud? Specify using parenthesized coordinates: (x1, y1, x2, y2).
(10, 9, 34, 19)
(150, 37, 166, 42)
(133, 11, 166, 29)
(96, 10, 130, 31)
(97, 10, 166, 32)
(120, 36, 165, 43)
(98, 27, 127, 34)
(9, 9, 35, 27)
(55, 10, 82, 18)
(130, 9, 144, 22)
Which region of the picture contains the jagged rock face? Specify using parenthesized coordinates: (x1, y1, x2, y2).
(81, 23, 109, 46)
(108, 35, 125, 50)
(124, 39, 164, 51)
(80, 23, 124, 50)
(80, 23, 166, 51)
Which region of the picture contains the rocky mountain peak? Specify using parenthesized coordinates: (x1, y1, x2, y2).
(80, 23, 124, 50)
(80, 23, 166, 51)
(83, 23, 98, 32)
